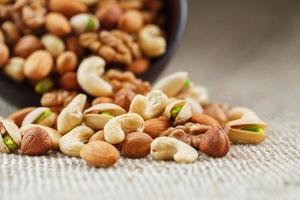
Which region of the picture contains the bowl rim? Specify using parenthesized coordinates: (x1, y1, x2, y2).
(140, 0, 188, 82)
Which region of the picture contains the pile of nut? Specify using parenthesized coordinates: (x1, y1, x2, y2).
(0, 0, 166, 92)
(0, 70, 267, 167)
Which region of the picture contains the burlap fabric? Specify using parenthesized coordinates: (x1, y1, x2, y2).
(0, 1, 299, 199)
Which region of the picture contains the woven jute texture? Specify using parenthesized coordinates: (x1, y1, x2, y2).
(1, 1, 300, 200)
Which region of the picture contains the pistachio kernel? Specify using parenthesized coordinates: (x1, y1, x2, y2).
(34, 110, 52, 124)
(241, 125, 264, 134)
(170, 105, 183, 121)
(183, 79, 190, 89)
(2, 133, 18, 151)
(86, 18, 95, 32)
(100, 111, 114, 117)
(35, 78, 54, 95)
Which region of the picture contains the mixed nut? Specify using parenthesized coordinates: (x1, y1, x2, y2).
(1, 70, 268, 167)
(0, 0, 268, 168)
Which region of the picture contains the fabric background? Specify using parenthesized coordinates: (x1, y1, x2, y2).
(1, 1, 300, 199)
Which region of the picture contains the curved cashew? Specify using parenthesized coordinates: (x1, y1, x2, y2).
(22, 107, 56, 127)
(20, 124, 61, 150)
(138, 24, 166, 57)
(59, 125, 94, 157)
(84, 103, 126, 130)
(77, 56, 113, 97)
(104, 113, 144, 144)
(57, 94, 87, 135)
(154, 72, 189, 97)
(151, 137, 198, 163)
(129, 90, 168, 120)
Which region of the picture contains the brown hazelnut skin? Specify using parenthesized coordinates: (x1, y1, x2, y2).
(21, 127, 53, 156)
(118, 10, 144, 33)
(121, 132, 153, 158)
(199, 126, 230, 157)
(96, 5, 123, 30)
(58, 72, 80, 90)
(13, 35, 43, 58)
(56, 51, 78, 74)
(126, 58, 150, 75)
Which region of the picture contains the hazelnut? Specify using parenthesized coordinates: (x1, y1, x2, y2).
(23, 50, 53, 80)
(66, 36, 85, 57)
(20, 127, 53, 156)
(56, 51, 78, 74)
(121, 131, 153, 158)
(114, 87, 136, 111)
(126, 58, 150, 75)
(0, 43, 9, 67)
(118, 10, 144, 33)
(13, 35, 43, 58)
(45, 12, 72, 36)
(96, 5, 123, 29)
(58, 72, 80, 90)
(199, 126, 230, 157)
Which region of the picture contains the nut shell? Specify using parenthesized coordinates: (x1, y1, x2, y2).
(80, 141, 120, 167)
(21, 127, 53, 156)
(199, 126, 230, 157)
(121, 132, 153, 158)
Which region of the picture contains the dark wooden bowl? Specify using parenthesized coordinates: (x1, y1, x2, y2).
(0, 0, 188, 108)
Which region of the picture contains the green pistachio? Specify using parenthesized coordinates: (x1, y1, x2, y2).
(2, 132, 18, 151)
(35, 78, 54, 95)
(241, 125, 264, 134)
(100, 111, 114, 117)
(183, 79, 190, 89)
(34, 110, 52, 124)
(170, 105, 183, 121)
(86, 18, 95, 32)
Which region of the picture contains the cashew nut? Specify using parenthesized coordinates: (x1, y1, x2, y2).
(151, 137, 198, 163)
(138, 24, 166, 57)
(225, 107, 267, 144)
(20, 124, 61, 150)
(84, 103, 126, 130)
(154, 72, 189, 97)
(129, 90, 168, 120)
(104, 113, 144, 144)
(77, 56, 113, 97)
(59, 125, 95, 157)
(57, 94, 87, 135)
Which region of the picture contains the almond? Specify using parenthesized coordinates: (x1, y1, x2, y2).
(13, 35, 43, 58)
(45, 12, 72, 36)
(24, 50, 53, 80)
(8, 107, 36, 127)
(191, 114, 220, 127)
(121, 131, 153, 158)
(114, 87, 136, 111)
(80, 141, 120, 167)
(49, 0, 88, 17)
(20, 127, 53, 156)
(144, 117, 170, 138)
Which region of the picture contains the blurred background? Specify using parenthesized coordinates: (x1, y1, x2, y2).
(161, 0, 300, 116)
(1, 0, 300, 118)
